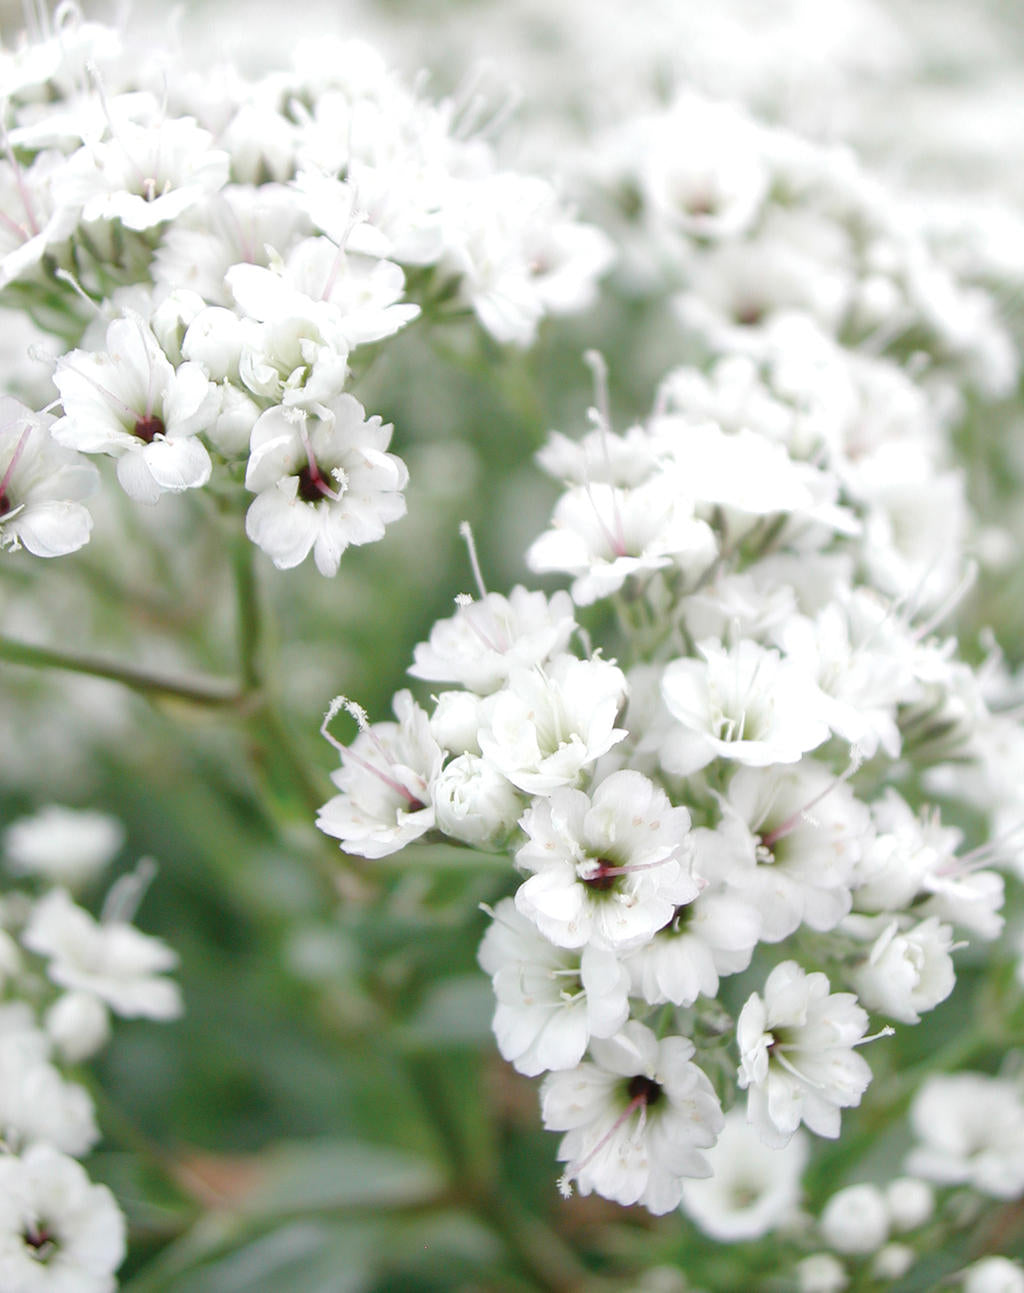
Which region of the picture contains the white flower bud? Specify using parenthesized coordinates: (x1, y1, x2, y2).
(183, 306, 246, 382)
(431, 755, 522, 850)
(884, 1177, 934, 1232)
(45, 991, 111, 1063)
(820, 1184, 889, 1255)
(796, 1254, 848, 1293)
(963, 1258, 1024, 1293)
(852, 917, 956, 1023)
(872, 1244, 915, 1282)
(429, 690, 487, 756)
(207, 384, 260, 456)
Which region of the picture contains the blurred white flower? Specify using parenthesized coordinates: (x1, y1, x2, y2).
(680, 1108, 808, 1241)
(22, 889, 182, 1021)
(819, 1183, 889, 1255)
(0, 402, 97, 559)
(906, 1072, 1024, 1198)
(3, 806, 123, 888)
(0, 1144, 125, 1293)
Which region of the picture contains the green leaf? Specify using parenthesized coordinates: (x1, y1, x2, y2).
(239, 1140, 444, 1217)
(165, 1220, 374, 1293)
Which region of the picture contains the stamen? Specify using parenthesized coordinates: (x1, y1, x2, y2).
(459, 521, 488, 599)
(912, 562, 978, 642)
(320, 696, 424, 810)
(101, 857, 157, 925)
(2, 127, 40, 238)
(297, 425, 340, 502)
(0, 423, 33, 514)
(53, 267, 102, 315)
(759, 752, 863, 849)
(453, 595, 505, 654)
(557, 1088, 650, 1199)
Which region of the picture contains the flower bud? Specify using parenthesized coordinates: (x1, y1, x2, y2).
(851, 917, 956, 1023)
(795, 1253, 848, 1293)
(884, 1177, 934, 1232)
(45, 991, 111, 1063)
(963, 1257, 1024, 1293)
(820, 1183, 889, 1255)
(431, 754, 522, 850)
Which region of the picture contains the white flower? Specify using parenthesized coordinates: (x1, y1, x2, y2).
(625, 885, 760, 1008)
(515, 770, 700, 951)
(776, 599, 911, 759)
(317, 691, 442, 859)
(227, 237, 419, 349)
(703, 762, 867, 943)
(884, 1178, 934, 1232)
(244, 396, 408, 576)
(409, 586, 576, 695)
(52, 315, 217, 504)
(477, 654, 628, 796)
(0, 151, 77, 289)
(59, 115, 229, 231)
(737, 961, 874, 1147)
(542, 1021, 723, 1214)
(819, 1183, 889, 1255)
(0, 1024, 97, 1157)
(962, 1258, 1024, 1293)
(906, 1073, 1024, 1198)
(526, 475, 716, 605)
(477, 899, 629, 1077)
(3, 806, 123, 887)
(430, 755, 522, 850)
(661, 639, 831, 777)
(680, 1109, 808, 1241)
(43, 993, 110, 1065)
(0, 1144, 125, 1293)
(795, 1253, 849, 1293)
(850, 917, 956, 1024)
(636, 94, 769, 242)
(0, 403, 97, 559)
(153, 183, 312, 305)
(22, 889, 182, 1021)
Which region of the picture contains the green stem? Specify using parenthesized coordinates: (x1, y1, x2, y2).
(229, 529, 264, 695)
(0, 635, 244, 708)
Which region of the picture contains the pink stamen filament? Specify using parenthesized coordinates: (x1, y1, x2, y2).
(558, 1090, 650, 1198)
(583, 480, 628, 559)
(3, 135, 40, 238)
(340, 745, 425, 811)
(0, 424, 33, 513)
(298, 427, 340, 501)
(60, 361, 142, 427)
(760, 757, 862, 850)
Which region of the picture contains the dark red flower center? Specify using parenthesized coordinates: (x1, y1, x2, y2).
(627, 1074, 662, 1108)
(134, 414, 166, 443)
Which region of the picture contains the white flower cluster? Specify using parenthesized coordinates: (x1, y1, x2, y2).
(0, 8, 610, 574)
(317, 328, 1020, 1212)
(603, 90, 1017, 407)
(0, 804, 183, 1292)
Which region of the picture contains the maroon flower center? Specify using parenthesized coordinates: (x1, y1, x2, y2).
(0, 488, 11, 518)
(23, 1223, 57, 1261)
(627, 1074, 662, 1108)
(297, 464, 326, 503)
(582, 859, 619, 891)
(134, 414, 166, 443)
